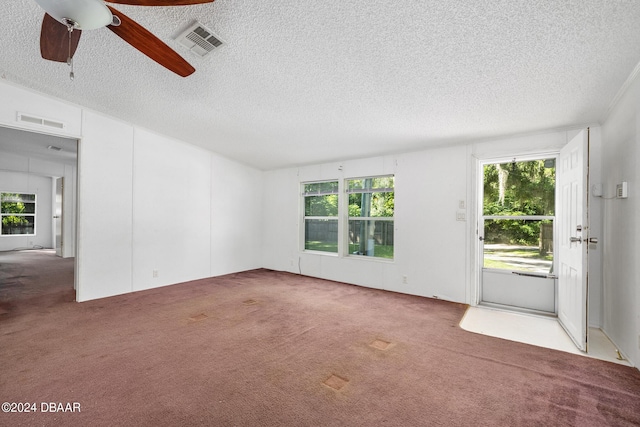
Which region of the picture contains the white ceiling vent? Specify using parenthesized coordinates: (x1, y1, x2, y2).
(176, 22, 224, 57)
(16, 113, 65, 130)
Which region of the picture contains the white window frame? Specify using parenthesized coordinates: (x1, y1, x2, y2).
(345, 175, 395, 260)
(301, 180, 340, 255)
(1, 192, 37, 236)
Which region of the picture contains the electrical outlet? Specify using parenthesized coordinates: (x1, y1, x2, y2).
(456, 211, 466, 221)
(402, 275, 408, 284)
(153, 270, 158, 278)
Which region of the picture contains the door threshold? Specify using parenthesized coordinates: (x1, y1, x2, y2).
(461, 306, 632, 366)
(478, 301, 556, 319)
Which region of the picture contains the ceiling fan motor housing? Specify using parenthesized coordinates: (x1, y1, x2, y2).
(34, 0, 113, 30)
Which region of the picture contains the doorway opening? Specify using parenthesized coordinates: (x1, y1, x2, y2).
(0, 126, 78, 308)
(474, 129, 593, 353)
(479, 156, 557, 314)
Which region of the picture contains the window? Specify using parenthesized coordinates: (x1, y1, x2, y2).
(1, 192, 36, 236)
(347, 176, 394, 259)
(302, 181, 339, 253)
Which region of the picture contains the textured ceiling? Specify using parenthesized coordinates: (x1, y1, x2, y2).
(1, 1, 640, 170)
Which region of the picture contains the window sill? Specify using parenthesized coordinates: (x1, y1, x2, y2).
(301, 250, 394, 263)
(345, 254, 395, 263)
(302, 250, 339, 256)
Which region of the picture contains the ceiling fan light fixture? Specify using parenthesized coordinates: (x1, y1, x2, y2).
(34, 0, 112, 30)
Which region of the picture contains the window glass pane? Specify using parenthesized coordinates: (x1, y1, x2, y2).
(347, 176, 394, 192)
(305, 219, 338, 253)
(483, 160, 555, 216)
(483, 219, 553, 273)
(348, 219, 394, 259)
(1, 193, 35, 203)
(22, 203, 36, 214)
(348, 192, 394, 217)
(303, 181, 339, 195)
(2, 193, 36, 215)
(305, 194, 338, 216)
(1, 215, 35, 235)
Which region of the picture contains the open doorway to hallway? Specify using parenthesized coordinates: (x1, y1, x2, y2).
(0, 126, 77, 306)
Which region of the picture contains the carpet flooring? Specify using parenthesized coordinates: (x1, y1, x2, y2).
(1, 252, 639, 426)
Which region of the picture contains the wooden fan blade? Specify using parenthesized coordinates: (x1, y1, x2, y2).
(40, 14, 82, 63)
(106, 6, 195, 77)
(106, 0, 213, 6)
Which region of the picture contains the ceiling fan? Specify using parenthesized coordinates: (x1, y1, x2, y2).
(34, 0, 214, 78)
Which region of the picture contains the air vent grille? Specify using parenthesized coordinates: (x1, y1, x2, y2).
(176, 22, 224, 57)
(17, 113, 65, 130)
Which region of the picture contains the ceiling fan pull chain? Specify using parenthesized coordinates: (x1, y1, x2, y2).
(66, 24, 75, 81)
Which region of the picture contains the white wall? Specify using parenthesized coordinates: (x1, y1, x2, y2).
(263, 146, 469, 302)
(1, 80, 263, 302)
(601, 73, 640, 367)
(76, 109, 264, 302)
(0, 82, 82, 137)
(132, 128, 212, 291)
(210, 155, 263, 277)
(77, 110, 134, 301)
(0, 170, 52, 250)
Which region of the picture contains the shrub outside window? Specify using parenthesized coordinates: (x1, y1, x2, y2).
(303, 181, 339, 253)
(1, 192, 36, 236)
(347, 176, 394, 259)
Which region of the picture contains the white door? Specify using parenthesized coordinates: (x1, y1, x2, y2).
(557, 129, 589, 351)
(54, 177, 63, 257)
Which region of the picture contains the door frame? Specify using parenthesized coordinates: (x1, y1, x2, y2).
(0, 125, 79, 297)
(474, 150, 561, 311)
(54, 177, 64, 257)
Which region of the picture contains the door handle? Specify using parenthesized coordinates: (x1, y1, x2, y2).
(587, 237, 598, 244)
(570, 237, 582, 243)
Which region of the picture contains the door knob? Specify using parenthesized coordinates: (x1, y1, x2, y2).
(570, 237, 582, 243)
(587, 237, 598, 244)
